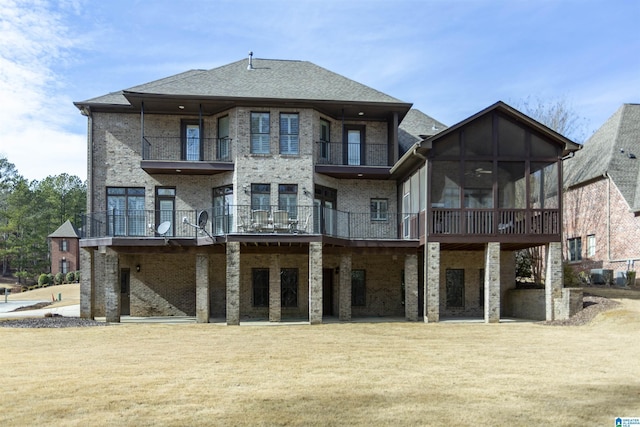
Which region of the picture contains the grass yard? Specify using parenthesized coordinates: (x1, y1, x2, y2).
(1, 292, 639, 426)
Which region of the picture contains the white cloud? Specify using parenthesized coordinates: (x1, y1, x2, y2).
(0, 0, 86, 181)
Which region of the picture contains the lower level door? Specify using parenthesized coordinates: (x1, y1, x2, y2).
(120, 268, 130, 315)
(322, 268, 334, 316)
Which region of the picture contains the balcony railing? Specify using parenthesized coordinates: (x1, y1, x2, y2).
(81, 206, 420, 240)
(315, 141, 389, 166)
(142, 137, 233, 162)
(429, 208, 560, 236)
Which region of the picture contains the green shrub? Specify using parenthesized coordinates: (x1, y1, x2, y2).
(563, 262, 581, 287)
(38, 274, 50, 286)
(66, 271, 75, 283)
(54, 272, 65, 285)
(74, 271, 81, 282)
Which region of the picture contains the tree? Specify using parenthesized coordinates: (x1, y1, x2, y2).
(35, 174, 86, 231)
(514, 97, 588, 284)
(515, 96, 589, 143)
(0, 157, 21, 276)
(0, 156, 87, 282)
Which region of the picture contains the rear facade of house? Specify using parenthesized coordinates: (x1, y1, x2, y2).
(75, 56, 580, 324)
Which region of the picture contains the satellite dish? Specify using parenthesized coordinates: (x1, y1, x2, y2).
(157, 221, 171, 236)
(197, 210, 209, 229)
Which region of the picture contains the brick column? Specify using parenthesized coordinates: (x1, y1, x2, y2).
(545, 242, 563, 321)
(80, 248, 94, 319)
(405, 253, 419, 321)
(425, 242, 440, 323)
(195, 253, 209, 323)
(484, 242, 500, 323)
(308, 241, 323, 324)
(338, 252, 352, 321)
(103, 248, 120, 323)
(269, 254, 281, 322)
(226, 242, 240, 325)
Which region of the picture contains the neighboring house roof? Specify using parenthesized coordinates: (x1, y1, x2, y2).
(48, 220, 80, 239)
(398, 109, 447, 155)
(564, 104, 640, 211)
(75, 58, 413, 121)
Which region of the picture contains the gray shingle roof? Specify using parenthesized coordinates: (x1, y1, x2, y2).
(564, 104, 640, 210)
(48, 220, 80, 238)
(79, 59, 407, 105)
(398, 109, 448, 154)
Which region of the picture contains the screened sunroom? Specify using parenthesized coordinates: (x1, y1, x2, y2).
(397, 102, 579, 250)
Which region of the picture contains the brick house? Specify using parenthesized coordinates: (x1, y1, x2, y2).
(563, 104, 640, 285)
(48, 220, 81, 276)
(74, 55, 580, 324)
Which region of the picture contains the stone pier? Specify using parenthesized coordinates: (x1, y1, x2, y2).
(226, 242, 240, 325)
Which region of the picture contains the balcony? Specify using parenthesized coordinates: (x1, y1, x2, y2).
(140, 137, 234, 175)
(80, 206, 420, 241)
(315, 141, 392, 179)
(429, 208, 559, 235)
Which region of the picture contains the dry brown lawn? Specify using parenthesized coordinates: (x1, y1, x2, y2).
(1, 290, 639, 426)
(5, 283, 80, 308)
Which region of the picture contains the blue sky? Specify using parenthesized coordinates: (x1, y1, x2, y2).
(1, 0, 638, 181)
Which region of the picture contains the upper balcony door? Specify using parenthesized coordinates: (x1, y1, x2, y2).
(344, 125, 365, 166)
(155, 187, 175, 237)
(314, 185, 337, 235)
(181, 120, 202, 161)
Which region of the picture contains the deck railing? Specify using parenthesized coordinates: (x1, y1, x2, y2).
(429, 208, 560, 236)
(81, 206, 420, 240)
(142, 137, 233, 162)
(315, 141, 389, 166)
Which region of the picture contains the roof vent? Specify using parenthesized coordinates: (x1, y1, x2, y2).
(629, 153, 636, 159)
(247, 51, 254, 70)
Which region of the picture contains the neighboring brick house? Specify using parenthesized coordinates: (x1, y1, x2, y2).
(48, 220, 81, 276)
(74, 55, 580, 324)
(563, 104, 640, 285)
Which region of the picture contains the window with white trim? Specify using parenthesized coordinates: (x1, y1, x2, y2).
(251, 112, 270, 154)
(587, 234, 596, 257)
(279, 113, 299, 155)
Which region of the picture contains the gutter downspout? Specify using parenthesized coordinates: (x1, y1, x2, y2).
(87, 109, 94, 217)
(140, 101, 145, 159)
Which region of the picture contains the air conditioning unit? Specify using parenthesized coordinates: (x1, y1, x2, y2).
(590, 269, 613, 285)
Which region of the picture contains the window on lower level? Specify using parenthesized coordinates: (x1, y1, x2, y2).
(252, 269, 269, 307)
(568, 237, 582, 262)
(352, 269, 366, 306)
(281, 268, 298, 308)
(370, 198, 388, 221)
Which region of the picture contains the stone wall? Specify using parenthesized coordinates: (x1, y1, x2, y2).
(505, 287, 583, 320)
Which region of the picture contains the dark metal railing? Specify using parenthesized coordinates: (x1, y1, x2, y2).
(315, 141, 389, 166)
(81, 205, 420, 240)
(142, 137, 233, 162)
(429, 208, 559, 236)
